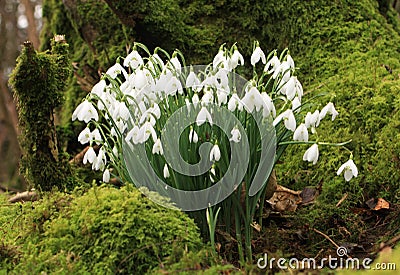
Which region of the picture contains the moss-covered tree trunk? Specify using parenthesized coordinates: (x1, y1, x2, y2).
(9, 36, 73, 191)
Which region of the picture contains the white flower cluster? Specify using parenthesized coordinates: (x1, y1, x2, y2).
(72, 42, 357, 184)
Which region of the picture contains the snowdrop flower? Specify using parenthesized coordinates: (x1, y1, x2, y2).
(192, 93, 200, 108)
(83, 146, 97, 165)
(140, 121, 158, 143)
(91, 80, 107, 96)
(228, 49, 244, 71)
(201, 90, 214, 106)
(189, 127, 198, 143)
(124, 50, 143, 69)
(152, 138, 164, 155)
(303, 144, 319, 165)
(286, 54, 295, 69)
(72, 100, 99, 123)
(251, 46, 266, 66)
(132, 69, 149, 90)
(210, 165, 216, 183)
(273, 109, 296, 131)
(337, 159, 358, 181)
(217, 89, 228, 106)
(169, 56, 182, 73)
(125, 125, 140, 144)
(102, 168, 110, 183)
(264, 55, 280, 74)
(91, 128, 102, 145)
(78, 127, 91, 145)
(292, 97, 301, 112)
(230, 128, 241, 143)
(93, 146, 106, 171)
(113, 101, 130, 121)
(228, 93, 243, 112)
(293, 123, 308, 142)
(186, 71, 201, 88)
(163, 164, 170, 178)
(213, 49, 228, 69)
(305, 110, 321, 131)
(165, 76, 183, 95)
(209, 144, 221, 162)
(261, 92, 276, 118)
(283, 76, 296, 100)
(242, 86, 263, 113)
(106, 63, 128, 79)
(196, 107, 213, 126)
(319, 102, 339, 121)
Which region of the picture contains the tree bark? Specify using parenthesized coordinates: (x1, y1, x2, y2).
(21, 0, 40, 49)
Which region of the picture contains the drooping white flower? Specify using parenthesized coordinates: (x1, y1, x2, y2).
(228, 49, 244, 71)
(186, 71, 201, 88)
(305, 110, 321, 131)
(78, 127, 91, 145)
(337, 159, 358, 181)
(72, 100, 99, 123)
(83, 146, 97, 165)
(91, 128, 102, 145)
(196, 107, 213, 126)
(165, 76, 183, 95)
(286, 54, 295, 69)
(303, 144, 319, 165)
(201, 90, 214, 106)
(242, 86, 263, 113)
(209, 144, 221, 162)
(217, 89, 228, 106)
(213, 49, 228, 69)
(273, 109, 296, 131)
(283, 76, 296, 100)
(152, 138, 164, 155)
(210, 165, 216, 183)
(125, 125, 140, 144)
(251, 46, 266, 66)
(261, 92, 276, 118)
(132, 69, 149, 90)
(91, 80, 107, 97)
(230, 128, 241, 143)
(113, 101, 130, 121)
(264, 55, 280, 74)
(228, 93, 243, 112)
(106, 63, 128, 79)
(138, 121, 157, 143)
(124, 50, 143, 69)
(293, 123, 308, 142)
(163, 164, 170, 178)
(102, 168, 110, 183)
(192, 93, 200, 108)
(93, 146, 106, 171)
(169, 56, 182, 73)
(292, 97, 301, 112)
(319, 102, 339, 121)
(189, 127, 198, 143)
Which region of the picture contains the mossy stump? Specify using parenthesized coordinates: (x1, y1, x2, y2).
(9, 36, 73, 191)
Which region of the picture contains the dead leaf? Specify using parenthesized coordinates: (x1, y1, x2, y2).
(374, 198, 390, 210)
(366, 198, 390, 211)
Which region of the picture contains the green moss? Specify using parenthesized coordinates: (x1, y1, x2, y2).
(0, 185, 202, 274)
(9, 38, 75, 191)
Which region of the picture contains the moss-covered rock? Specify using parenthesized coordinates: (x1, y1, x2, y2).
(0, 185, 202, 274)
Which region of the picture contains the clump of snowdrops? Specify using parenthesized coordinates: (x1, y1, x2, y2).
(72, 41, 357, 263)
